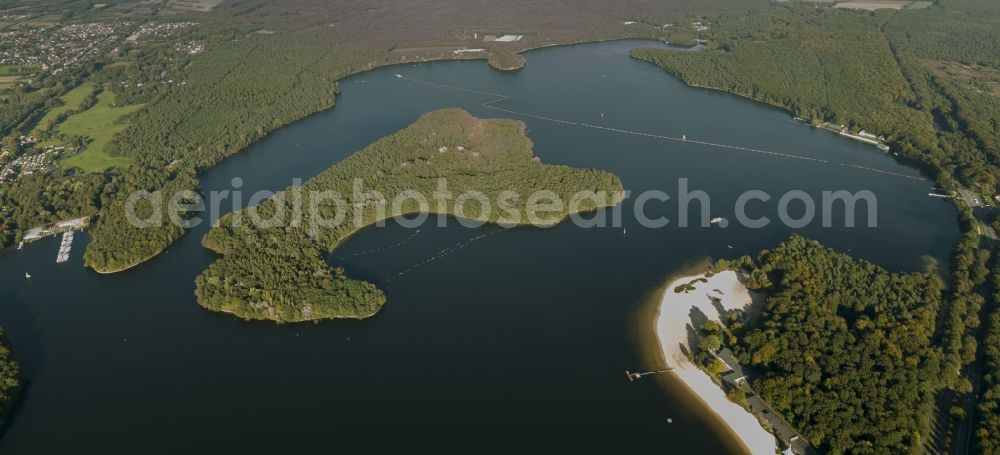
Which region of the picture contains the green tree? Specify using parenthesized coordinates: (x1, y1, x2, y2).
(699, 334, 722, 353)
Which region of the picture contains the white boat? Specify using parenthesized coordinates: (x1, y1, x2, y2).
(25, 271, 31, 279)
(710, 217, 725, 224)
(682, 134, 687, 141)
(17, 241, 24, 250)
(395, 74, 403, 78)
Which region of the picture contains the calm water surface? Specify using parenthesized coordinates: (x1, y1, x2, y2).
(0, 40, 958, 452)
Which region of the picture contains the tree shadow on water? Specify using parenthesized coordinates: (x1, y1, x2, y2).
(0, 289, 46, 438)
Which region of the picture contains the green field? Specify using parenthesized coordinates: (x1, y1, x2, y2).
(58, 89, 144, 172)
(33, 82, 96, 134)
(0, 65, 35, 76)
(907, 1, 933, 9)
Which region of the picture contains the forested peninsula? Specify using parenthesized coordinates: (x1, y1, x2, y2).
(719, 236, 945, 453)
(195, 109, 624, 323)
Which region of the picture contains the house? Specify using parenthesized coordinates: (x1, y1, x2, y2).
(788, 435, 809, 454)
(715, 348, 748, 387)
(715, 348, 741, 371)
(722, 370, 747, 387)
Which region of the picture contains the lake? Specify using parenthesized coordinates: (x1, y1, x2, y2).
(0, 40, 958, 452)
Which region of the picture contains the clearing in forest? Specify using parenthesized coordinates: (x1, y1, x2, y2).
(57, 89, 144, 172)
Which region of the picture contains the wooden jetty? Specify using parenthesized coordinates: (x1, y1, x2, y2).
(625, 367, 672, 382)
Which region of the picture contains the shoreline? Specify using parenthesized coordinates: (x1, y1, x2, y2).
(630, 52, 910, 161)
(78, 35, 658, 275)
(195, 193, 628, 323)
(649, 269, 777, 455)
(89, 248, 165, 274)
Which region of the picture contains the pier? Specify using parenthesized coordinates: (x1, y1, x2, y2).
(56, 231, 75, 263)
(625, 367, 672, 382)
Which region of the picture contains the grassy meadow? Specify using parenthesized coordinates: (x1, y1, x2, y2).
(57, 89, 143, 172)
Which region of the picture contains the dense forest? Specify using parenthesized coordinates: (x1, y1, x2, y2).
(975, 263, 1000, 453)
(0, 170, 107, 246)
(195, 109, 623, 322)
(935, 205, 988, 398)
(632, 0, 1000, 191)
(724, 236, 945, 454)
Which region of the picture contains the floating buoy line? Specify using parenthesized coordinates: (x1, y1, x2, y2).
(395, 74, 925, 181)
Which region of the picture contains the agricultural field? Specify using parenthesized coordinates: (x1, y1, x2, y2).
(0, 66, 23, 76)
(0, 65, 38, 75)
(166, 0, 224, 12)
(56, 89, 143, 172)
(25, 15, 61, 27)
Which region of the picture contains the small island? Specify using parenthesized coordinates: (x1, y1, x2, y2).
(487, 49, 526, 71)
(195, 109, 623, 323)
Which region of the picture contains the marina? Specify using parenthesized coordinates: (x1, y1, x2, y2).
(55, 231, 75, 264)
(21, 216, 89, 243)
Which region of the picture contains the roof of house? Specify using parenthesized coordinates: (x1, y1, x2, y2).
(716, 348, 743, 374)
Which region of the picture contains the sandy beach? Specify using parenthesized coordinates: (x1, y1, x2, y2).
(653, 270, 777, 455)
